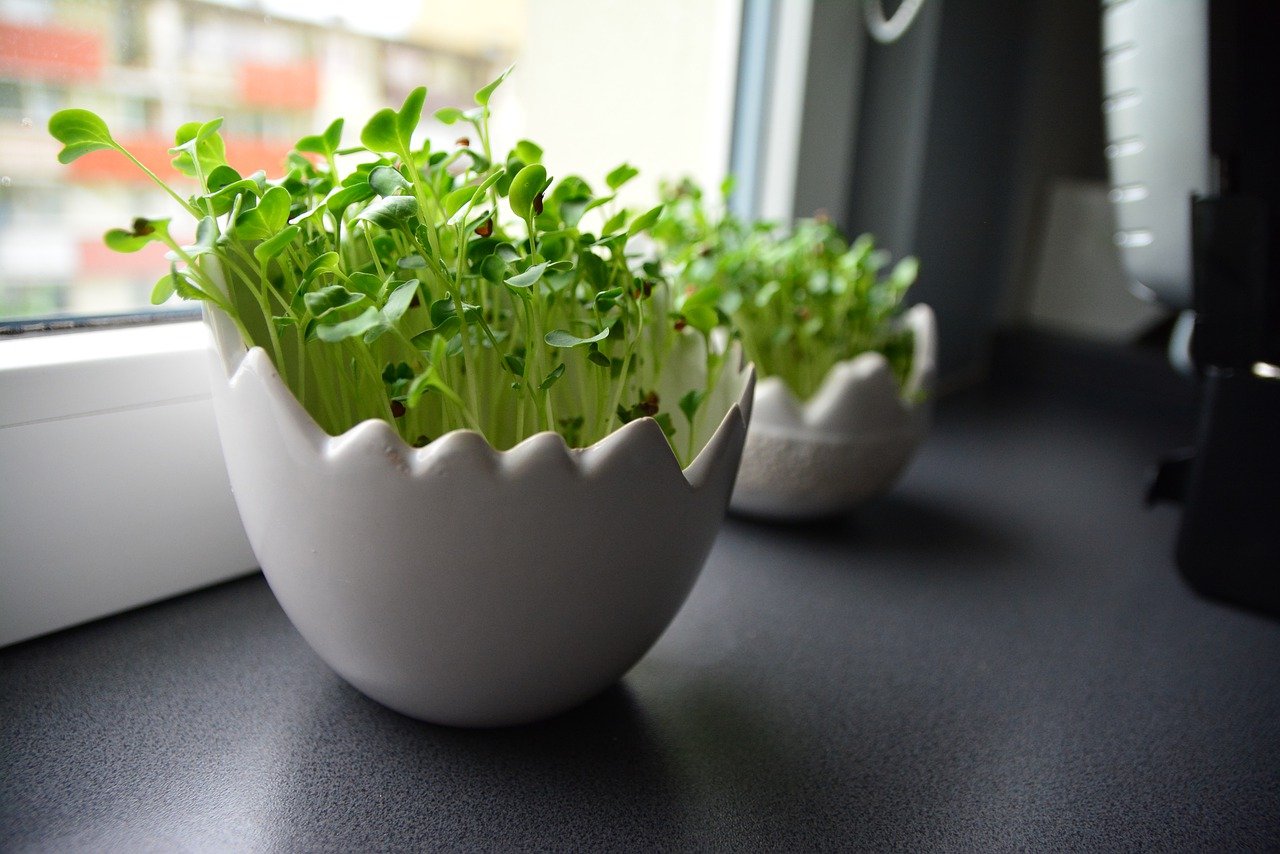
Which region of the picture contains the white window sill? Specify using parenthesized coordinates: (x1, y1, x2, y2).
(0, 321, 256, 647)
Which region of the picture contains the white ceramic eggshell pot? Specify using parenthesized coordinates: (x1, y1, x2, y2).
(204, 307, 754, 727)
(730, 304, 936, 520)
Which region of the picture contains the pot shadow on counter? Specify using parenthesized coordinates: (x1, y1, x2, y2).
(267, 653, 960, 850)
(266, 675, 692, 850)
(624, 656, 967, 847)
(725, 490, 1024, 576)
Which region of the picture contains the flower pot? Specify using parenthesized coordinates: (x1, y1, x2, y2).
(729, 304, 936, 521)
(203, 307, 754, 727)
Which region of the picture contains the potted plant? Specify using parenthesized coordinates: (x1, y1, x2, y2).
(48, 68, 754, 727)
(653, 178, 934, 521)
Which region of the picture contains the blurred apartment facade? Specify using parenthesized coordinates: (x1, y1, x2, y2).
(0, 0, 516, 319)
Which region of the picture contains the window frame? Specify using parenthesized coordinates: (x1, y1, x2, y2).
(0, 320, 257, 646)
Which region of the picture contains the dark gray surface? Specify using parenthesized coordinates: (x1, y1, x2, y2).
(4, 356, 1279, 851)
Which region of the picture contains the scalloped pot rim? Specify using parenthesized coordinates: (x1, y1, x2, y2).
(749, 303, 936, 438)
(728, 304, 936, 520)
(204, 305, 756, 492)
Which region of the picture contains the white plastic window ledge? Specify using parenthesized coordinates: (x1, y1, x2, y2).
(0, 321, 256, 647)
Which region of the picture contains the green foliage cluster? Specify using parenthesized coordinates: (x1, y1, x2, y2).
(50, 68, 720, 462)
(652, 178, 920, 402)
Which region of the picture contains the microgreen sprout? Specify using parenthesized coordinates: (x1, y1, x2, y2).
(50, 68, 722, 464)
(652, 178, 920, 402)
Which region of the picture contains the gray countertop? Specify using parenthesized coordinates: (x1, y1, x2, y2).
(4, 337, 1279, 851)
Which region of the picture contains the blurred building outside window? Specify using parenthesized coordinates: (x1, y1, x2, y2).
(0, 0, 739, 324)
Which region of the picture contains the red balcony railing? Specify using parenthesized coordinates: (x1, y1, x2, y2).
(237, 61, 319, 110)
(0, 22, 102, 81)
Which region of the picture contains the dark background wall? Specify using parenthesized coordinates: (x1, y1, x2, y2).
(825, 0, 1109, 382)
(997, 0, 1109, 325)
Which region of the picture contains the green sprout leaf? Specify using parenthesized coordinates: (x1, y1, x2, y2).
(104, 217, 171, 253)
(326, 183, 375, 217)
(369, 165, 412, 197)
(296, 117, 344, 157)
(539, 363, 566, 391)
(682, 285, 721, 310)
(428, 297, 456, 328)
(679, 389, 705, 425)
(405, 364, 465, 410)
(505, 261, 548, 289)
(397, 87, 426, 141)
(475, 168, 506, 198)
(503, 353, 525, 375)
(514, 139, 543, 165)
(205, 164, 242, 193)
(627, 204, 664, 237)
(316, 305, 383, 343)
(411, 315, 461, 348)
(890, 256, 919, 289)
(354, 195, 418, 229)
(545, 327, 610, 348)
(474, 64, 514, 107)
(361, 86, 425, 156)
(253, 224, 300, 264)
(360, 108, 400, 155)
(166, 262, 206, 302)
(443, 185, 478, 219)
(150, 269, 176, 305)
(581, 195, 615, 216)
(509, 164, 547, 220)
(425, 297, 480, 327)
(303, 252, 341, 286)
(434, 106, 464, 125)
(594, 287, 624, 312)
(559, 198, 591, 228)
(205, 177, 263, 217)
(681, 304, 719, 334)
(170, 118, 227, 181)
(348, 272, 384, 300)
(305, 285, 366, 318)
(381, 279, 419, 323)
(233, 185, 291, 240)
(48, 109, 117, 163)
(601, 209, 628, 236)
(324, 116, 344, 150)
(480, 254, 507, 283)
(605, 163, 639, 191)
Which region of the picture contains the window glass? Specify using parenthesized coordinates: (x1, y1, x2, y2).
(0, 0, 738, 324)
